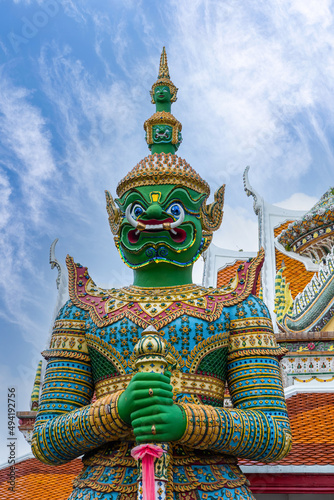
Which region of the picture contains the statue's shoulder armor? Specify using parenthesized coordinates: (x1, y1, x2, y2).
(42, 298, 90, 362)
(65, 250, 264, 330)
(213, 247, 264, 306)
(66, 255, 122, 327)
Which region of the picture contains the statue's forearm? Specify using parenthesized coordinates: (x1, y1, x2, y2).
(32, 391, 130, 465)
(176, 351, 291, 461)
(177, 403, 291, 462)
(32, 319, 130, 465)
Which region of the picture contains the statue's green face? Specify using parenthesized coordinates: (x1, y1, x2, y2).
(116, 185, 206, 268)
(154, 86, 172, 104)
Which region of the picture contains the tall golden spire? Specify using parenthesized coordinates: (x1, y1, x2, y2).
(158, 46, 170, 79)
(145, 47, 182, 154)
(150, 47, 178, 103)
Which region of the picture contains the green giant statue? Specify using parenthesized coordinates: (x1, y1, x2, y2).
(32, 48, 291, 500)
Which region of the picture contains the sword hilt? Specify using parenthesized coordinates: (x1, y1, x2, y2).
(132, 325, 171, 489)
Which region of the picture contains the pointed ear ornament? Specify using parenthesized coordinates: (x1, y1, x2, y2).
(200, 184, 225, 233)
(105, 190, 121, 235)
(201, 231, 213, 254)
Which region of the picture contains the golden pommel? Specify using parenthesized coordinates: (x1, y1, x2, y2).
(133, 325, 168, 374)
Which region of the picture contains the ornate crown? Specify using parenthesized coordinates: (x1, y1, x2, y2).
(116, 152, 210, 198)
(106, 49, 225, 243)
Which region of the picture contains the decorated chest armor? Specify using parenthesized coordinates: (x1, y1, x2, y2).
(32, 49, 291, 500)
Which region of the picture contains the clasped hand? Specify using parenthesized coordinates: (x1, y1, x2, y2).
(117, 371, 186, 443)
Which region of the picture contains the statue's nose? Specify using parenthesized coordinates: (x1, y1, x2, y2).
(145, 204, 162, 219)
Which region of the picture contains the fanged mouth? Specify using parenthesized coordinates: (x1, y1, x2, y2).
(128, 218, 187, 244)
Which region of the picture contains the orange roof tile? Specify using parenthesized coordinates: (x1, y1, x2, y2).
(217, 260, 261, 296)
(274, 221, 292, 239)
(217, 260, 243, 288)
(275, 248, 314, 299)
(288, 392, 334, 444)
(274, 221, 314, 299)
(0, 457, 82, 500)
(240, 392, 334, 466)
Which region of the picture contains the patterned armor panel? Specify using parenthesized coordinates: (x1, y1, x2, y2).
(32, 253, 291, 500)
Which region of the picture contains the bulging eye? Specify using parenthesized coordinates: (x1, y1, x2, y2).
(130, 203, 144, 219)
(167, 203, 182, 218)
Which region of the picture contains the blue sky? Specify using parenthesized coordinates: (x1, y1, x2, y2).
(1, 0, 333, 460)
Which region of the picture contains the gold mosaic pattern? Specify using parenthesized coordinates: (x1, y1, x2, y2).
(95, 374, 132, 398)
(177, 403, 222, 449)
(228, 317, 288, 359)
(49, 334, 88, 353)
(116, 153, 210, 198)
(41, 349, 90, 362)
(144, 111, 182, 145)
(53, 319, 86, 331)
(89, 391, 130, 439)
(67, 249, 264, 330)
(86, 333, 127, 375)
(86, 281, 207, 318)
(186, 332, 229, 372)
(42, 319, 89, 360)
(94, 371, 225, 403)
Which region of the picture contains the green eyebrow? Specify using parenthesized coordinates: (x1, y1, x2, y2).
(116, 185, 206, 211)
(115, 190, 148, 210)
(162, 187, 206, 209)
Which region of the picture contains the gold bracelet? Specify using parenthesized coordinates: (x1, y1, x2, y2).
(108, 390, 130, 433)
(89, 391, 130, 438)
(196, 405, 219, 448)
(176, 403, 197, 444)
(177, 403, 220, 449)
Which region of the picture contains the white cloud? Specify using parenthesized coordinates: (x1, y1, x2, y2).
(289, 0, 332, 26)
(0, 38, 8, 55)
(0, 171, 12, 230)
(0, 73, 59, 351)
(164, 0, 334, 191)
(274, 192, 318, 210)
(38, 43, 144, 209)
(213, 204, 259, 252)
(0, 74, 56, 223)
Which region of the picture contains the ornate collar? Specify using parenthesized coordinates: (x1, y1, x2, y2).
(66, 249, 264, 329)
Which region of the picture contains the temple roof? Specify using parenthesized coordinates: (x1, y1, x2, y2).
(240, 391, 334, 468)
(278, 188, 334, 259)
(0, 455, 82, 499)
(217, 259, 261, 296)
(274, 221, 315, 299)
(217, 260, 245, 288)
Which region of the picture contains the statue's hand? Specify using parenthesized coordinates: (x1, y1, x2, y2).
(131, 401, 186, 443)
(117, 372, 174, 426)
(123, 371, 186, 443)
